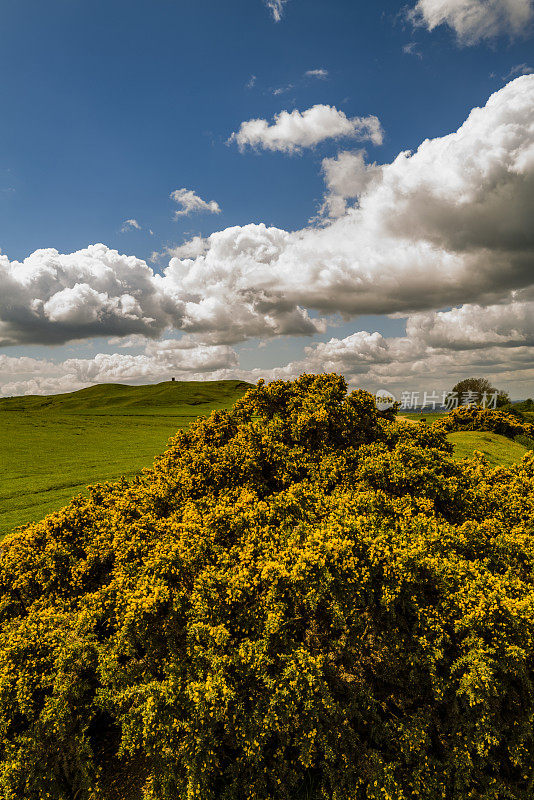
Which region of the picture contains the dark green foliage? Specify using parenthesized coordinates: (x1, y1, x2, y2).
(451, 377, 510, 408)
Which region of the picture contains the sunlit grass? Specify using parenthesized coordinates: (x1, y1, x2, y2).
(448, 430, 530, 467)
(0, 380, 251, 537)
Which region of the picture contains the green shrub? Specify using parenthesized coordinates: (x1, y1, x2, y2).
(514, 400, 534, 413)
(0, 374, 534, 800)
(432, 404, 534, 440)
(516, 434, 534, 452)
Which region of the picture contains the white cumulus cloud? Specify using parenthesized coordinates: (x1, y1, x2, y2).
(319, 150, 383, 217)
(170, 188, 221, 218)
(160, 223, 326, 343)
(0, 244, 176, 346)
(410, 0, 534, 44)
(406, 301, 534, 349)
(189, 77, 534, 322)
(1, 76, 533, 372)
(267, 299, 534, 394)
(229, 105, 384, 153)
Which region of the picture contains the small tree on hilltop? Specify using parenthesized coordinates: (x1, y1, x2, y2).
(452, 377, 510, 407)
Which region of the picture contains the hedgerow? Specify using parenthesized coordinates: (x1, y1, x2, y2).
(0, 374, 534, 800)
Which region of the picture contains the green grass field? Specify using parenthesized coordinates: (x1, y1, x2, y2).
(0, 380, 251, 538)
(400, 411, 448, 421)
(1, 382, 532, 540)
(448, 430, 530, 467)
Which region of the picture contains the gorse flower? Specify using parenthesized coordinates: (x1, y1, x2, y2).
(0, 374, 533, 800)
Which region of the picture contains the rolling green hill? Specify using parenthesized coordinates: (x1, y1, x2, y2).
(0, 379, 251, 415)
(401, 413, 533, 467)
(400, 416, 532, 466)
(0, 380, 251, 537)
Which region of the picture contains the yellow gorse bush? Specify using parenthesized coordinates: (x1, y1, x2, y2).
(431, 404, 534, 439)
(0, 374, 533, 800)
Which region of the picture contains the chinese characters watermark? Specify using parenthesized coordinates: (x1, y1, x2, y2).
(374, 390, 500, 412)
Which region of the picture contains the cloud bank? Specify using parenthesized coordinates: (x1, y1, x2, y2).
(0, 342, 239, 398)
(201, 76, 533, 322)
(3, 299, 534, 398)
(1, 76, 534, 395)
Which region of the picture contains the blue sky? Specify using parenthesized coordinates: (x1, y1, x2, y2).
(1, 0, 534, 399)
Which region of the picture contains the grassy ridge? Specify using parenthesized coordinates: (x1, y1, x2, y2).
(0, 379, 251, 415)
(0, 380, 251, 537)
(448, 431, 530, 467)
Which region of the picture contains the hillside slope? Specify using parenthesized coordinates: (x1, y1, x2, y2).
(449, 431, 530, 467)
(0, 380, 252, 416)
(0, 380, 252, 536)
